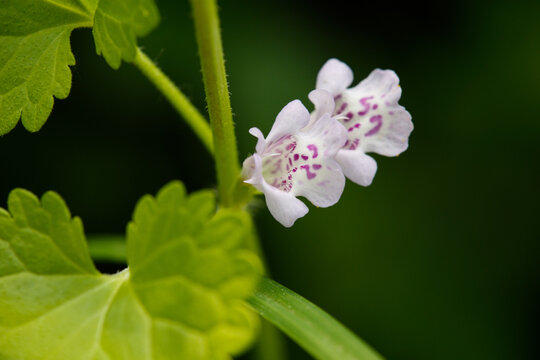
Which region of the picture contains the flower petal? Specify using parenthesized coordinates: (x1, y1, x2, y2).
(293, 159, 345, 207)
(261, 182, 309, 227)
(288, 114, 347, 207)
(361, 106, 413, 156)
(248, 127, 266, 154)
(316, 58, 353, 96)
(308, 89, 335, 123)
(243, 154, 308, 227)
(301, 113, 347, 158)
(266, 100, 310, 145)
(243, 154, 264, 189)
(335, 69, 413, 157)
(335, 150, 378, 186)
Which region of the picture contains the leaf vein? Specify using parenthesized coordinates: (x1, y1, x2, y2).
(42, 0, 92, 19)
(2, 274, 118, 333)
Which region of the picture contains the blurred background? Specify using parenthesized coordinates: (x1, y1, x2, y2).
(0, 0, 538, 359)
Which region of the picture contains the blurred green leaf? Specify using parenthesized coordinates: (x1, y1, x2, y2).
(0, 189, 98, 275)
(0, 0, 95, 135)
(88, 234, 127, 263)
(248, 278, 384, 360)
(0, 182, 262, 359)
(93, 0, 159, 69)
(127, 181, 263, 358)
(0, 0, 159, 135)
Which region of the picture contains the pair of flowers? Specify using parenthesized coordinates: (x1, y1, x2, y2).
(242, 59, 413, 227)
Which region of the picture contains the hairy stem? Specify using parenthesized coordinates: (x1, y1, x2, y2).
(190, 0, 240, 207)
(133, 48, 214, 154)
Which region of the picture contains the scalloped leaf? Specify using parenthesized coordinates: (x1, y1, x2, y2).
(93, 0, 159, 69)
(0, 0, 159, 135)
(0, 183, 262, 359)
(0, 0, 95, 135)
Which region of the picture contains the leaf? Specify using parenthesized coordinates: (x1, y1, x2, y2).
(0, 182, 262, 360)
(127, 181, 262, 358)
(249, 278, 385, 360)
(93, 0, 159, 69)
(0, 0, 95, 135)
(0, 0, 159, 135)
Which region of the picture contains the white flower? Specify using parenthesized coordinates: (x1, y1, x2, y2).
(242, 100, 347, 227)
(310, 59, 413, 186)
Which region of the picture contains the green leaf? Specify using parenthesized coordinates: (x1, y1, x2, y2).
(93, 0, 159, 69)
(127, 182, 262, 358)
(0, 0, 159, 135)
(248, 278, 385, 360)
(0, 0, 95, 135)
(0, 189, 98, 276)
(88, 234, 128, 263)
(0, 182, 262, 359)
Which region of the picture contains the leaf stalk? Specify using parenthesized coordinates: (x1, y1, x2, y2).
(133, 48, 214, 154)
(190, 0, 240, 207)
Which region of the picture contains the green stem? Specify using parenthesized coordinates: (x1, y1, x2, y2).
(248, 278, 385, 360)
(87, 234, 127, 263)
(133, 48, 214, 154)
(190, 0, 240, 207)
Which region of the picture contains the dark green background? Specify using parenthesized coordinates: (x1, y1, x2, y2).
(1, 0, 538, 359)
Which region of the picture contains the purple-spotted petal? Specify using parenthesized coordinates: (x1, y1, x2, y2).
(266, 100, 310, 145)
(243, 154, 309, 227)
(242, 97, 351, 227)
(262, 182, 309, 227)
(289, 114, 347, 206)
(316, 58, 353, 96)
(301, 113, 347, 158)
(308, 89, 335, 123)
(294, 159, 345, 207)
(335, 150, 377, 186)
(333, 68, 413, 157)
(361, 106, 413, 156)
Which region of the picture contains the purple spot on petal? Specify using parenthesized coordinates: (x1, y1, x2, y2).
(389, 111, 394, 115)
(336, 102, 348, 115)
(312, 164, 322, 170)
(358, 96, 374, 116)
(348, 123, 361, 132)
(307, 144, 319, 158)
(344, 112, 354, 122)
(344, 139, 360, 150)
(373, 104, 378, 110)
(301, 155, 309, 161)
(294, 154, 299, 161)
(365, 115, 383, 137)
(300, 165, 316, 180)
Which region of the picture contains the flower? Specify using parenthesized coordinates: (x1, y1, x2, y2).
(242, 100, 347, 227)
(310, 59, 413, 186)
